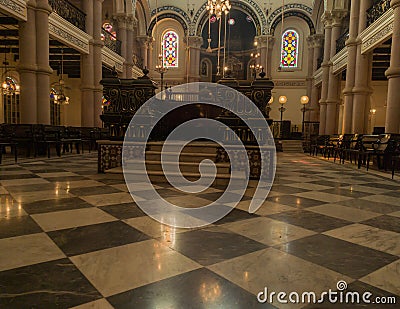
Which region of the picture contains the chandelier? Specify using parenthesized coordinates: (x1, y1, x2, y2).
(50, 47, 70, 105)
(206, 0, 231, 19)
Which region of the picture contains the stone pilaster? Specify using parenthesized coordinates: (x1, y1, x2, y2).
(325, 10, 347, 135)
(93, 0, 104, 127)
(18, 0, 38, 124)
(309, 34, 324, 122)
(81, 0, 94, 127)
(342, 0, 360, 133)
(35, 0, 52, 124)
(187, 36, 203, 82)
(319, 13, 332, 135)
(385, 0, 400, 133)
(352, 0, 373, 133)
(114, 14, 127, 78)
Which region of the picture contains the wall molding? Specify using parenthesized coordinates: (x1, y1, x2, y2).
(49, 13, 90, 54)
(273, 79, 307, 88)
(102, 47, 125, 72)
(0, 0, 26, 21)
(360, 8, 394, 54)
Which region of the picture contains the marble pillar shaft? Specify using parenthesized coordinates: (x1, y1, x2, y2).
(81, 0, 94, 127)
(35, 0, 52, 124)
(93, 0, 104, 127)
(319, 19, 332, 135)
(325, 23, 342, 135)
(385, 0, 400, 133)
(342, 0, 360, 133)
(19, 0, 37, 124)
(352, 0, 373, 134)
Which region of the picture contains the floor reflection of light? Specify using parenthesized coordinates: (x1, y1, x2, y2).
(199, 281, 221, 302)
(244, 271, 249, 281)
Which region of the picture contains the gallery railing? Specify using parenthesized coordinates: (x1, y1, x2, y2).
(367, 0, 391, 27)
(101, 28, 122, 55)
(336, 28, 349, 54)
(48, 0, 86, 31)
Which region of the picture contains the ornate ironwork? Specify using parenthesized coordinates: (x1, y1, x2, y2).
(367, 0, 391, 27)
(101, 28, 122, 55)
(48, 0, 86, 31)
(336, 28, 349, 54)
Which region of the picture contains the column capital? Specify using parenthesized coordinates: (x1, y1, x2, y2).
(187, 35, 203, 48)
(35, 0, 52, 14)
(331, 10, 348, 26)
(113, 14, 128, 29)
(391, 0, 400, 9)
(308, 34, 324, 48)
(322, 12, 333, 27)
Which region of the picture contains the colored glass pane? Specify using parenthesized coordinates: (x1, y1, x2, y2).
(163, 31, 178, 68)
(281, 30, 299, 68)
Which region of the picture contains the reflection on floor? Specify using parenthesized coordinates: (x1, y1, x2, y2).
(0, 153, 399, 308)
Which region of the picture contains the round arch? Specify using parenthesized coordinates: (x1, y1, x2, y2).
(135, 0, 150, 35)
(193, 0, 267, 36)
(148, 13, 189, 36)
(270, 11, 315, 36)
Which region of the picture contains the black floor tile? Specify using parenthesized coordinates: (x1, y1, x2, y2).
(164, 227, 266, 266)
(108, 268, 275, 309)
(0, 258, 102, 308)
(0, 216, 43, 239)
(360, 215, 400, 234)
(267, 195, 325, 208)
(68, 186, 123, 196)
(99, 203, 146, 220)
(48, 221, 150, 256)
(22, 197, 94, 215)
(268, 210, 351, 232)
(277, 234, 398, 279)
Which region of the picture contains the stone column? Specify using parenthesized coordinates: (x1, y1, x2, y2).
(385, 0, 400, 133)
(35, 0, 52, 124)
(342, 0, 360, 133)
(187, 36, 203, 82)
(115, 15, 127, 78)
(256, 35, 268, 71)
(93, 0, 104, 127)
(81, 0, 94, 127)
(305, 36, 315, 122)
(125, 17, 136, 78)
(147, 39, 153, 73)
(319, 13, 332, 135)
(310, 35, 323, 122)
(137, 36, 148, 68)
(266, 36, 275, 79)
(325, 11, 345, 135)
(352, 0, 373, 133)
(18, 0, 37, 124)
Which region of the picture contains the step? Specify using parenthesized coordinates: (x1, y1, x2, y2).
(125, 159, 230, 174)
(147, 141, 219, 154)
(145, 151, 217, 163)
(120, 169, 247, 186)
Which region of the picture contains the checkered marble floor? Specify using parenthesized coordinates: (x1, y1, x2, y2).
(0, 152, 399, 308)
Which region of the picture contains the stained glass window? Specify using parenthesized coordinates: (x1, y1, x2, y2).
(281, 30, 299, 68)
(162, 31, 178, 68)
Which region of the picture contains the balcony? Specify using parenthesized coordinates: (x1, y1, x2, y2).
(367, 0, 391, 27)
(336, 28, 349, 54)
(101, 28, 122, 55)
(48, 0, 86, 31)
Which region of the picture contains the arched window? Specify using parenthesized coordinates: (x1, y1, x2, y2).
(162, 31, 178, 68)
(281, 30, 299, 68)
(2, 77, 20, 124)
